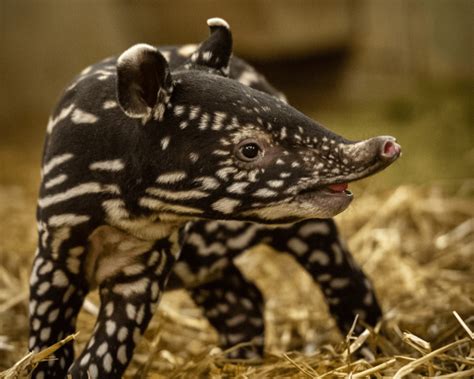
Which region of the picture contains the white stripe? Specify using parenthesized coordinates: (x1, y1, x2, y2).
(43, 153, 74, 176)
(89, 159, 124, 171)
(138, 197, 202, 214)
(38, 183, 120, 208)
(71, 108, 98, 124)
(146, 187, 208, 200)
(48, 214, 90, 227)
(156, 171, 187, 184)
(44, 174, 67, 189)
(46, 104, 75, 133)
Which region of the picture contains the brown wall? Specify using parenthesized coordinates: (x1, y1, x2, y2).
(0, 0, 472, 144)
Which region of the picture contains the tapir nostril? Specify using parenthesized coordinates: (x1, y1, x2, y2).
(381, 139, 401, 159)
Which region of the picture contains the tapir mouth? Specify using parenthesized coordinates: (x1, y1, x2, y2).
(297, 138, 402, 200)
(298, 182, 353, 200)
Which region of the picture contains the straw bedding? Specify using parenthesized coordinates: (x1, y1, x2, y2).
(1, 183, 473, 378)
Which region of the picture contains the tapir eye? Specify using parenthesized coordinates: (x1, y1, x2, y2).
(236, 141, 263, 161)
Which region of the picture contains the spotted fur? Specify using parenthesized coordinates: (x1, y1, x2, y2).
(29, 18, 399, 378)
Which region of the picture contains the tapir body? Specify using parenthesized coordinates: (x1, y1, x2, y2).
(29, 18, 400, 378)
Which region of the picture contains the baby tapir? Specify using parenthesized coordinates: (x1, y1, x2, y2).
(29, 18, 401, 378)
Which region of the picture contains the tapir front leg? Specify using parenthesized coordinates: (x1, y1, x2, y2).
(70, 233, 177, 379)
(29, 221, 93, 379)
(270, 219, 382, 334)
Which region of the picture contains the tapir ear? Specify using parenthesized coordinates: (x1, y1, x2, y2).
(189, 18, 233, 76)
(116, 43, 173, 120)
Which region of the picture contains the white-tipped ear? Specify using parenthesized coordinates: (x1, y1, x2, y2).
(187, 17, 233, 76)
(116, 43, 173, 120)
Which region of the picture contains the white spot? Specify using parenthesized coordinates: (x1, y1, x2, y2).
(45, 174, 67, 189)
(189, 106, 201, 120)
(71, 108, 98, 124)
(241, 298, 253, 310)
(212, 198, 240, 214)
(103, 100, 117, 109)
(330, 278, 350, 289)
(106, 320, 116, 336)
(253, 188, 278, 198)
(118, 327, 128, 342)
(117, 344, 128, 365)
(156, 171, 187, 184)
(80, 66, 93, 75)
(151, 281, 159, 300)
(226, 182, 249, 194)
(48, 308, 60, 323)
(196, 176, 220, 190)
(287, 238, 309, 256)
(226, 314, 246, 327)
(32, 318, 41, 331)
(189, 152, 199, 162)
(113, 278, 150, 297)
(211, 112, 227, 130)
(216, 167, 238, 181)
(309, 250, 330, 265)
(160, 136, 170, 150)
(80, 352, 91, 366)
(89, 363, 98, 378)
(52, 270, 69, 287)
(66, 256, 80, 274)
(37, 282, 50, 296)
(202, 51, 212, 62)
(103, 353, 113, 373)
(199, 113, 210, 130)
(96, 342, 108, 357)
(173, 105, 185, 116)
(89, 159, 125, 171)
(43, 153, 74, 176)
(332, 243, 344, 265)
(267, 180, 284, 188)
(105, 302, 114, 317)
(40, 327, 51, 341)
(125, 303, 136, 320)
(39, 261, 53, 275)
(136, 305, 145, 324)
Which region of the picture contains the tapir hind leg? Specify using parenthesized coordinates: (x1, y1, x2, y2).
(189, 263, 265, 359)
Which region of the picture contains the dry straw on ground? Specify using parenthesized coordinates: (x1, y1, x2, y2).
(1, 183, 473, 378)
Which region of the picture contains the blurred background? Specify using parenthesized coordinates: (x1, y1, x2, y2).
(0, 1, 473, 376)
(1, 0, 473, 190)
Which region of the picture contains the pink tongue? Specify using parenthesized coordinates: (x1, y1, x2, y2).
(328, 183, 348, 192)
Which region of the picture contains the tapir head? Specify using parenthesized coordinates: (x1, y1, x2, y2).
(115, 18, 401, 224)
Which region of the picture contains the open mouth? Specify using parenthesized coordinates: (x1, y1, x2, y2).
(324, 183, 352, 196)
(299, 182, 353, 198)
